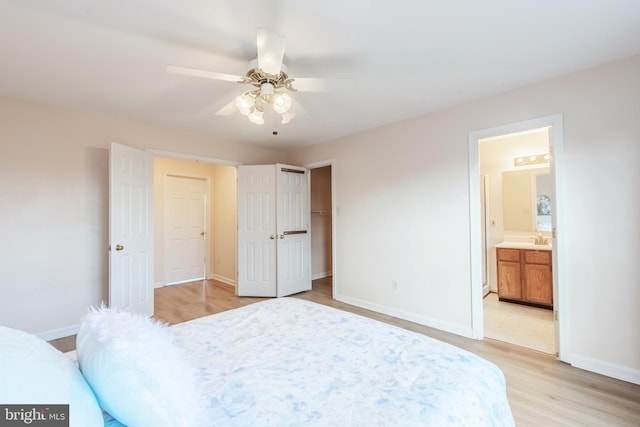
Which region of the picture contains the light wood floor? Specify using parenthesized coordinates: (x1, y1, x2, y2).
(54, 278, 640, 426)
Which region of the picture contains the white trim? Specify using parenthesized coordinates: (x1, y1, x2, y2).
(336, 294, 474, 338)
(147, 149, 241, 166)
(468, 114, 567, 361)
(305, 159, 337, 301)
(36, 324, 80, 342)
(209, 273, 237, 287)
(569, 354, 640, 385)
(482, 284, 490, 296)
(468, 128, 483, 339)
(312, 271, 333, 280)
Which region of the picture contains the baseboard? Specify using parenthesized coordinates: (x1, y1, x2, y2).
(36, 324, 80, 342)
(154, 281, 165, 289)
(482, 284, 490, 297)
(209, 273, 236, 287)
(312, 271, 332, 280)
(568, 353, 640, 385)
(334, 294, 474, 338)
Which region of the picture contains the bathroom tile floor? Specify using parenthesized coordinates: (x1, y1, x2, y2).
(483, 292, 555, 354)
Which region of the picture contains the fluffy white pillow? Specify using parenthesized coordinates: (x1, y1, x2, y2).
(0, 325, 104, 427)
(76, 306, 206, 427)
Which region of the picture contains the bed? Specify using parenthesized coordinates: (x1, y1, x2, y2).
(1, 298, 515, 427)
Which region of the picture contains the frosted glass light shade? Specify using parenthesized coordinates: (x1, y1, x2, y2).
(280, 111, 295, 124)
(248, 106, 265, 125)
(273, 92, 292, 114)
(235, 94, 254, 115)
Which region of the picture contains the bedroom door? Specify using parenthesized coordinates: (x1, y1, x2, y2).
(237, 164, 311, 297)
(109, 142, 154, 316)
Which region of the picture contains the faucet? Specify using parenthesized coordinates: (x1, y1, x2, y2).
(534, 233, 548, 245)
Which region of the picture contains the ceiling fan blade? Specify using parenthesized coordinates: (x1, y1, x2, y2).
(290, 78, 330, 92)
(256, 28, 286, 76)
(166, 65, 242, 83)
(214, 99, 238, 116)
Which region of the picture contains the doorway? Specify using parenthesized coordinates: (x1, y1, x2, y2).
(468, 114, 565, 360)
(153, 154, 238, 289)
(479, 129, 554, 354)
(308, 161, 336, 298)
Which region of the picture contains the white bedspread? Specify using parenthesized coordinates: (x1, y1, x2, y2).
(165, 298, 514, 427)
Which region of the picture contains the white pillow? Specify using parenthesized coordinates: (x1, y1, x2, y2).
(76, 306, 205, 427)
(0, 325, 104, 427)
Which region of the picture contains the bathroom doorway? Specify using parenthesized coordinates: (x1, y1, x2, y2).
(469, 114, 565, 360)
(479, 128, 554, 353)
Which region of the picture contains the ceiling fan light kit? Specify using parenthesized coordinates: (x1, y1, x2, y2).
(234, 62, 297, 125)
(247, 106, 265, 125)
(167, 28, 322, 128)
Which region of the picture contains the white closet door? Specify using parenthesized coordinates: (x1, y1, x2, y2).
(237, 165, 277, 296)
(276, 164, 311, 297)
(236, 164, 311, 297)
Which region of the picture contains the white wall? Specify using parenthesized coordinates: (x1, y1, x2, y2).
(289, 54, 640, 384)
(0, 97, 283, 338)
(209, 166, 238, 285)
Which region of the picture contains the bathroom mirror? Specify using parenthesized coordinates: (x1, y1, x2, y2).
(502, 168, 551, 232)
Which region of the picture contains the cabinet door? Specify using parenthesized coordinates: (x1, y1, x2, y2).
(523, 263, 553, 306)
(497, 260, 522, 300)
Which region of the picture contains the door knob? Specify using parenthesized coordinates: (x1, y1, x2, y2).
(270, 235, 276, 240)
(115, 245, 124, 251)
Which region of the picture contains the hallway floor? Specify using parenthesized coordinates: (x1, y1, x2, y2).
(483, 292, 555, 354)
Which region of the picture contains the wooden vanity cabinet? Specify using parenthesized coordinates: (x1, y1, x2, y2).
(496, 248, 522, 300)
(497, 247, 553, 309)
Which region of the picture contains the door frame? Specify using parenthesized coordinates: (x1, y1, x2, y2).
(305, 159, 337, 300)
(468, 114, 567, 361)
(163, 174, 208, 286)
(148, 149, 241, 290)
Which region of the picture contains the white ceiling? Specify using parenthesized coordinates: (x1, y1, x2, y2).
(2, 0, 640, 151)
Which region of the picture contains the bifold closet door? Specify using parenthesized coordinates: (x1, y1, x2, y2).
(276, 165, 311, 297)
(237, 164, 311, 297)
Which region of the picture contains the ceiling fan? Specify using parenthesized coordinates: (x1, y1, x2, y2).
(167, 28, 325, 125)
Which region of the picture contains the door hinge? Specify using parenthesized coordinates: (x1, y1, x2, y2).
(554, 311, 558, 321)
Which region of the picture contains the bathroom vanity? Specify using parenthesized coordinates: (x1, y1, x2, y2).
(495, 242, 553, 309)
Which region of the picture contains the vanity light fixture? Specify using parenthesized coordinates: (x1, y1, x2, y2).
(514, 152, 551, 167)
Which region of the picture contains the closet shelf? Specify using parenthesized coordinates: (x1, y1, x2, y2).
(311, 210, 331, 215)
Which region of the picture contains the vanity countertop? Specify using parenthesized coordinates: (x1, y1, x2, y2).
(495, 241, 552, 251)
